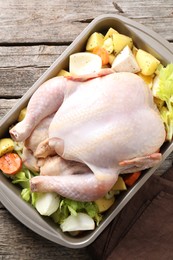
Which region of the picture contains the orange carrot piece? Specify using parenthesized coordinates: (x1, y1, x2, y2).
(92, 47, 109, 66)
(123, 172, 141, 187)
(0, 153, 22, 175)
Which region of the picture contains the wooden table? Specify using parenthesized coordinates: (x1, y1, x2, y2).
(0, 1, 173, 259)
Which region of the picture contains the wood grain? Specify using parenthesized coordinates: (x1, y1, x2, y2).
(0, 0, 172, 45)
(0, 45, 66, 97)
(0, 99, 17, 118)
(0, 209, 90, 260)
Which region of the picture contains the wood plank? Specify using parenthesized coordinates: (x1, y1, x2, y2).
(0, 99, 17, 119)
(0, 209, 90, 260)
(115, 1, 173, 41)
(0, 46, 66, 67)
(0, 0, 115, 44)
(0, 0, 173, 45)
(0, 68, 46, 97)
(0, 45, 66, 97)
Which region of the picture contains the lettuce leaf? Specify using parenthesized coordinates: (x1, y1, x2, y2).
(152, 64, 173, 141)
(51, 198, 102, 225)
(11, 166, 38, 205)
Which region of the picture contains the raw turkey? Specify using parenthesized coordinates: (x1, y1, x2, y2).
(10, 70, 165, 201)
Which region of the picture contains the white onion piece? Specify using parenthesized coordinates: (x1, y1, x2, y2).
(60, 212, 95, 232)
(69, 52, 102, 75)
(35, 192, 60, 216)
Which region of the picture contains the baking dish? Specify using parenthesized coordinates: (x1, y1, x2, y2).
(0, 14, 173, 248)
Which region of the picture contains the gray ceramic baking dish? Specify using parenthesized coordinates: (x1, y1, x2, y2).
(0, 14, 173, 248)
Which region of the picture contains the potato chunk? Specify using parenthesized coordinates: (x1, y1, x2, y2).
(136, 49, 160, 76)
(103, 27, 119, 41)
(111, 176, 127, 191)
(113, 33, 133, 54)
(95, 196, 115, 213)
(57, 69, 71, 77)
(86, 32, 104, 51)
(18, 107, 27, 122)
(0, 138, 14, 157)
(137, 72, 153, 89)
(103, 37, 114, 54)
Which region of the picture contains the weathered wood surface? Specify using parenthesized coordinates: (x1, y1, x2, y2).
(0, 0, 173, 44)
(0, 210, 90, 260)
(0, 0, 173, 259)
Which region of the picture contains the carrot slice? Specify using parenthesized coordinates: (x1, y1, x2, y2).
(123, 172, 141, 187)
(0, 152, 22, 175)
(92, 47, 109, 66)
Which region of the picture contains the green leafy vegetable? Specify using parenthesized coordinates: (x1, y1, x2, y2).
(51, 198, 102, 225)
(12, 171, 30, 188)
(13, 141, 24, 157)
(11, 166, 38, 206)
(152, 63, 173, 141)
(21, 188, 31, 202)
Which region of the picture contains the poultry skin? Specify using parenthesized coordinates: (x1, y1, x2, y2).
(10, 71, 165, 201)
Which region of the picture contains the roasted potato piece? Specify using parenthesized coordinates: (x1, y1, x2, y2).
(136, 49, 160, 76)
(18, 107, 27, 122)
(57, 69, 71, 77)
(137, 72, 153, 89)
(95, 196, 115, 213)
(86, 32, 104, 51)
(112, 33, 133, 54)
(111, 176, 127, 191)
(0, 138, 14, 157)
(103, 28, 119, 41)
(103, 37, 114, 54)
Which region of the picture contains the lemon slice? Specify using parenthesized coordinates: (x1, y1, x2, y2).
(69, 52, 102, 75)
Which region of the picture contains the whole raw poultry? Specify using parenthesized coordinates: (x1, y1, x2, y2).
(10, 70, 165, 201)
